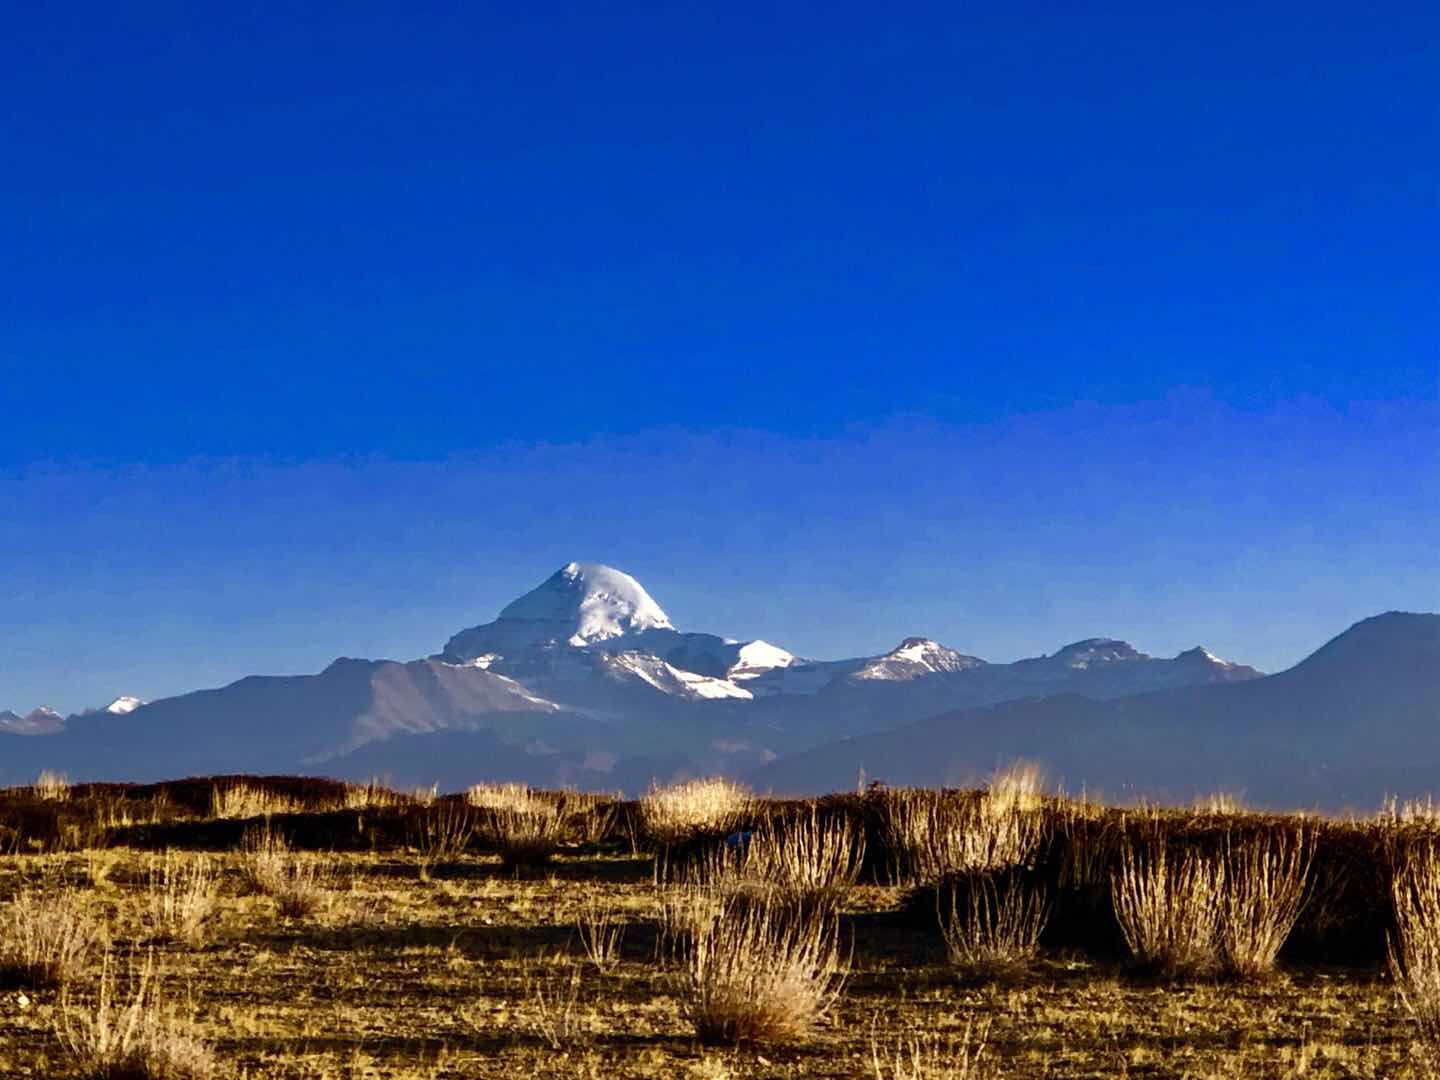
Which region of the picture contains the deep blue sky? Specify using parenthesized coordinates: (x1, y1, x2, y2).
(2, 3, 1437, 712)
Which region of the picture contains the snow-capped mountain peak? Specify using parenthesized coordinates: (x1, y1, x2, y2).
(1050, 638, 1145, 668)
(503, 562, 674, 646)
(0, 706, 67, 735)
(104, 696, 144, 715)
(851, 637, 987, 682)
(1177, 646, 1228, 666)
(444, 562, 675, 659)
(727, 640, 797, 680)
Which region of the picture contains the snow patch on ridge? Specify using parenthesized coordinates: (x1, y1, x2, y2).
(604, 652, 754, 701)
(728, 640, 796, 680)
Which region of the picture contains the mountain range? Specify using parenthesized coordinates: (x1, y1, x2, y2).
(2, 561, 1434, 809)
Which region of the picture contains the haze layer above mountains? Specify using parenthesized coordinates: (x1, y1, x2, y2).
(3, 562, 1434, 810)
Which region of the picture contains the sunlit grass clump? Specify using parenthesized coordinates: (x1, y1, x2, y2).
(0, 885, 104, 990)
(680, 889, 848, 1044)
(641, 778, 753, 847)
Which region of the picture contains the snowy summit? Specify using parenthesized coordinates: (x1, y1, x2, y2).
(442, 562, 677, 659)
(501, 562, 674, 646)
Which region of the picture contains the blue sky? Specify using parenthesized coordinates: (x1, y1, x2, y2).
(2, 3, 1437, 712)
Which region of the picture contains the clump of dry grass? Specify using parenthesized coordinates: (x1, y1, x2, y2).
(881, 787, 1046, 886)
(147, 852, 219, 947)
(236, 825, 336, 916)
(680, 889, 848, 1044)
(413, 801, 476, 880)
(937, 873, 1050, 978)
(1219, 829, 1312, 980)
(1195, 792, 1248, 816)
(1380, 795, 1440, 826)
(210, 783, 303, 820)
(56, 950, 220, 1080)
(236, 824, 292, 895)
(1111, 837, 1224, 976)
(0, 885, 105, 990)
(670, 807, 866, 916)
(271, 856, 339, 919)
(986, 761, 1046, 814)
(468, 785, 566, 869)
(871, 1018, 995, 1079)
(465, 782, 536, 811)
(93, 791, 180, 832)
(641, 778, 753, 847)
(749, 807, 867, 907)
(34, 769, 72, 802)
(342, 778, 423, 809)
(1389, 839, 1440, 1057)
(574, 898, 626, 973)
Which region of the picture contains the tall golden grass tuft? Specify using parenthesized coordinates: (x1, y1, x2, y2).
(146, 852, 219, 947)
(1219, 829, 1312, 980)
(0, 885, 105, 989)
(236, 824, 292, 895)
(680, 890, 848, 1044)
(33, 769, 72, 802)
(236, 825, 335, 917)
(870, 1018, 995, 1080)
(641, 778, 753, 847)
(342, 778, 424, 809)
(1194, 792, 1247, 816)
(412, 801, 476, 879)
(672, 806, 866, 916)
(465, 782, 535, 811)
(56, 950, 219, 1080)
(210, 782, 303, 820)
(1389, 838, 1440, 1058)
(574, 898, 626, 974)
(749, 807, 867, 907)
(468, 784, 565, 868)
(986, 761, 1046, 815)
(1380, 795, 1440, 826)
(1111, 837, 1223, 976)
(271, 856, 339, 919)
(880, 787, 1046, 886)
(937, 873, 1050, 977)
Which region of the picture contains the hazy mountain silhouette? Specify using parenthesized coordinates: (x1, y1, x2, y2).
(4, 565, 1427, 807)
(749, 613, 1440, 809)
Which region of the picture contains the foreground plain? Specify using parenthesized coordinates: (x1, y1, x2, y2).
(0, 775, 1433, 1077)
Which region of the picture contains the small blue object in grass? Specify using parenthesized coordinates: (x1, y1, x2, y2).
(725, 831, 753, 850)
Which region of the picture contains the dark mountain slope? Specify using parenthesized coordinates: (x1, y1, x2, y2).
(750, 613, 1440, 808)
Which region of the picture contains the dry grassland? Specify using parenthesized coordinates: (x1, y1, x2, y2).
(0, 772, 1434, 1078)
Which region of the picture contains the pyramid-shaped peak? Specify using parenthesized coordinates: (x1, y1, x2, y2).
(497, 562, 674, 646)
(851, 637, 986, 681)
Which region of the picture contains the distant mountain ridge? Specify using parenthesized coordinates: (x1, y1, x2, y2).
(0, 706, 65, 735)
(2, 562, 1430, 808)
(750, 611, 1440, 807)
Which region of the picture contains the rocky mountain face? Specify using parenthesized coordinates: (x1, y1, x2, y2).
(4, 562, 1430, 808)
